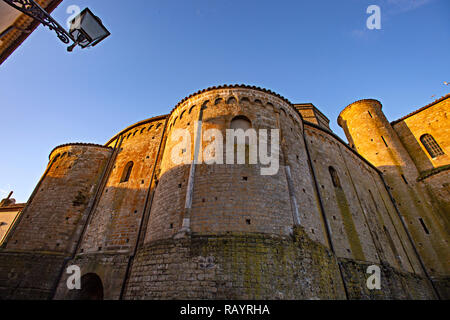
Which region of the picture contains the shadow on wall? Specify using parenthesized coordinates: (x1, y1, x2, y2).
(377, 164, 449, 277)
(4, 155, 448, 299)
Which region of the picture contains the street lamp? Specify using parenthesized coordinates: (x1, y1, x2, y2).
(67, 8, 110, 52)
(2, 0, 110, 52)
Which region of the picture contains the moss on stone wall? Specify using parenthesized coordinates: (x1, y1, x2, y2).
(339, 258, 436, 299)
(125, 228, 345, 299)
(123, 226, 436, 300)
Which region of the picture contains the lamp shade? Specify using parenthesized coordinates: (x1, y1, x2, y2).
(69, 8, 110, 48)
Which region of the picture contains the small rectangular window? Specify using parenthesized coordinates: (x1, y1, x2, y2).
(418, 218, 430, 235)
(381, 136, 388, 147)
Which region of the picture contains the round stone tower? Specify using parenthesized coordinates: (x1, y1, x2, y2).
(144, 87, 306, 241)
(124, 86, 345, 299)
(338, 99, 418, 178)
(0, 144, 112, 299)
(4, 143, 112, 254)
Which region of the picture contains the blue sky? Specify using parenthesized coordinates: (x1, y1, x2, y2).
(0, 0, 449, 202)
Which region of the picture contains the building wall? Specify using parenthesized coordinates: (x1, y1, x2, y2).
(4, 144, 112, 253)
(126, 229, 346, 300)
(144, 88, 325, 244)
(52, 117, 169, 299)
(304, 124, 422, 275)
(294, 104, 331, 132)
(392, 96, 450, 226)
(392, 97, 449, 173)
(0, 143, 112, 299)
(420, 171, 450, 229)
(0, 0, 63, 65)
(0, 85, 445, 300)
(0, 252, 66, 299)
(0, 206, 23, 245)
(338, 99, 450, 278)
(78, 117, 166, 254)
(125, 87, 436, 299)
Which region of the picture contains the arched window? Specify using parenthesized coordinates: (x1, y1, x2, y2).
(52, 154, 60, 163)
(230, 116, 253, 163)
(227, 97, 237, 104)
(420, 134, 444, 158)
(230, 115, 251, 131)
(329, 166, 341, 188)
(120, 161, 134, 182)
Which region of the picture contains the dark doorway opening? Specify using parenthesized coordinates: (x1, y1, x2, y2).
(71, 273, 104, 300)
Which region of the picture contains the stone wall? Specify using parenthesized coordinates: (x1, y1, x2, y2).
(339, 257, 435, 299)
(126, 228, 346, 300)
(79, 116, 166, 254)
(53, 253, 130, 300)
(0, 252, 66, 300)
(1, 86, 445, 300)
(0, 206, 22, 245)
(304, 124, 422, 275)
(0, 144, 112, 299)
(338, 99, 450, 278)
(4, 144, 112, 254)
(144, 88, 325, 243)
(420, 169, 450, 229)
(392, 96, 449, 172)
(125, 228, 435, 300)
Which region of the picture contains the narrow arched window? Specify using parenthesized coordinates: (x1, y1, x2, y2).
(420, 134, 444, 158)
(230, 116, 253, 163)
(227, 97, 237, 104)
(120, 161, 134, 182)
(230, 115, 251, 131)
(329, 166, 341, 188)
(52, 154, 60, 163)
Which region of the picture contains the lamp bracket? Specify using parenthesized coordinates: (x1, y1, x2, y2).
(2, 0, 74, 44)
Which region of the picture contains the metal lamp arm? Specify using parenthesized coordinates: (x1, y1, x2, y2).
(2, 0, 74, 44)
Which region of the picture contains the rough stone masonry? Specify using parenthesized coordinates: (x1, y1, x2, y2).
(0, 85, 448, 300)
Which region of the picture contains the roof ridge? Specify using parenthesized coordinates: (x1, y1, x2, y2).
(49, 143, 112, 159)
(391, 93, 450, 125)
(169, 84, 293, 114)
